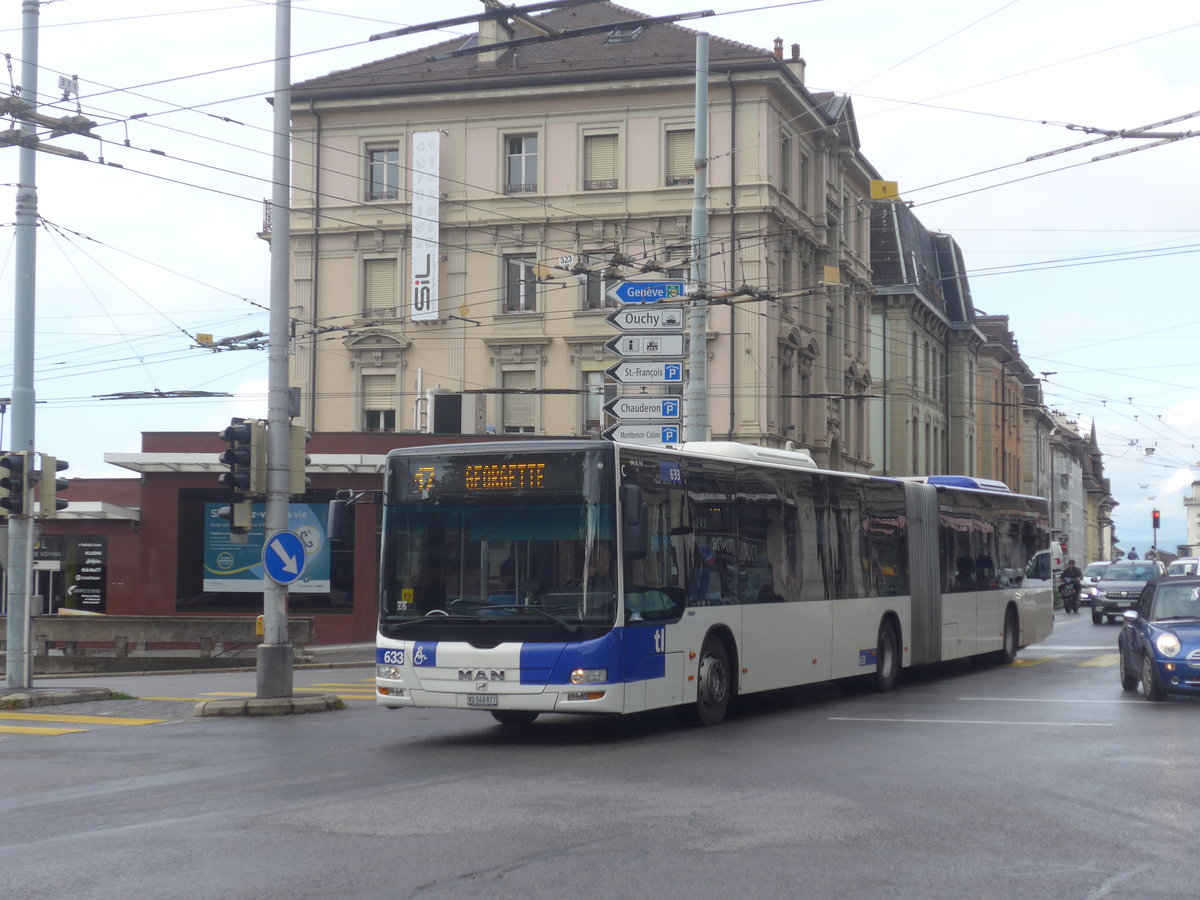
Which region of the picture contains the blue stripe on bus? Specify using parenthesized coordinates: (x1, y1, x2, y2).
(621, 625, 667, 681)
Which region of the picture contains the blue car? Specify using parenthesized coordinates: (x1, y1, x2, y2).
(1118, 576, 1200, 701)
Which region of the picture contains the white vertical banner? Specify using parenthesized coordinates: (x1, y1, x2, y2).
(410, 131, 441, 321)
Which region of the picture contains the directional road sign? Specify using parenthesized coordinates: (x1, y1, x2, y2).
(603, 423, 681, 445)
(605, 305, 684, 332)
(605, 333, 685, 358)
(605, 281, 686, 304)
(263, 529, 307, 586)
(603, 396, 681, 421)
(606, 361, 684, 384)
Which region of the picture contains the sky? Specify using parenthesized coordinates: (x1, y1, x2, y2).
(0, 0, 1196, 554)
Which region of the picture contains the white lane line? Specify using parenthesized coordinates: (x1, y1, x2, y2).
(958, 696, 1131, 704)
(829, 716, 1113, 727)
(1027, 645, 1116, 651)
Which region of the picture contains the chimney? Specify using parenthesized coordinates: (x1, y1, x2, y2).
(788, 43, 806, 84)
(479, 15, 514, 67)
(773, 37, 783, 61)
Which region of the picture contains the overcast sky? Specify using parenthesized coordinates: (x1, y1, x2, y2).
(0, 0, 1196, 553)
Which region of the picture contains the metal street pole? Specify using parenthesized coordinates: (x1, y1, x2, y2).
(5, 0, 40, 690)
(685, 33, 709, 442)
(258, 0, 293, 698)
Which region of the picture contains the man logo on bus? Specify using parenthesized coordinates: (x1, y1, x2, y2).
(459, 669, 506, 681)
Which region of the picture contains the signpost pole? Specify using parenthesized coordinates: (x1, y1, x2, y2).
(686, 33, 710, 442)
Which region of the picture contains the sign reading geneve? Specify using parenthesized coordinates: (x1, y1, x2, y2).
(605, 305, 684, 332)
(604, 333, 685, 358)
(606, 361, 684, 384)
(605, 281, 686, 304)
(603, 423, 681, 445)
(603, 396, 681, 421)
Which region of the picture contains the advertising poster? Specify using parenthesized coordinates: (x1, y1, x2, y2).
(203, 503, 331, 593)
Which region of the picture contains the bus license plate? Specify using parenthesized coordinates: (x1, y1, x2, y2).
(467, 694, 499, 707)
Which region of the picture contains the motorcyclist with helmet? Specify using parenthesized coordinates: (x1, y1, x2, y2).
(1059, 558, 1083, 614)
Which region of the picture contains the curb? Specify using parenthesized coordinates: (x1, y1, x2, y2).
(193, 693, 343, 717)
(0, 687, 115, 709)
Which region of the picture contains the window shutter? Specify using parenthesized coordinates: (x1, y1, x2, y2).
(364, 259, 396, 312)
(584, 134, 618, 189)
(503, 370, 535, 429)
(362, 373, 395, 410)
(666, 130, 694, 185)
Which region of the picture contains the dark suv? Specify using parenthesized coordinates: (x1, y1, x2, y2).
(1093, 560, 1167, 624)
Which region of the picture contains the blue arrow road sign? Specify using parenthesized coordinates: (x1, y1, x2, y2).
(605, 281, 686, 304)
(263, 529, 307, 585)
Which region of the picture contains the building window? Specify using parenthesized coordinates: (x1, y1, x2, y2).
(366, 147, 399, 201)
(583, 133, 619, 190)
(363, 373, 396, 432)
(502, 369, 536, 433)
(363, 258, 398, 316)
(504, 256, 537, 312)
(799, 151, 811, 212)
(665, 129, 694, 185)
(780, 132, 791, 197)
(583, 371, 616, 434)
(505, 135, 538, 193)
(582, 252, 615, 309)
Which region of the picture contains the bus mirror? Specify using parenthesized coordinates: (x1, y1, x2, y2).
(327, 495, 350, 543)
(621, 484, 648, 560)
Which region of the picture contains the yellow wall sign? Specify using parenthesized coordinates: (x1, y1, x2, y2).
(870, 180, 900, 200)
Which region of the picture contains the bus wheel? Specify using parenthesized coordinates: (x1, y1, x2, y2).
(491, 710, 539, 726)
(874, 620, 899, 692)
(993, 608, 1019, 665)
(691, 636, 732, 726)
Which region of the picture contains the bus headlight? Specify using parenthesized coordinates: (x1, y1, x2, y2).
(570, 668, 607, 684)
(1155, 634, 1181, 658)
(377, 664, 402, 680)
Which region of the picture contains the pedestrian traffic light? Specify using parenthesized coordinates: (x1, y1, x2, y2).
(0, 451, 30, 516)
(289, 424, 311, 496)
(1152, 509, 1161, 530)
(38, 454, 69, 517)
(218, 418, 266, 498)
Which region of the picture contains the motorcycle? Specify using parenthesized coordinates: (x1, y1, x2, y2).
(1058, 576, 1081, 614)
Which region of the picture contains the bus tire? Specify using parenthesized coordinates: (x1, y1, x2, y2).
(688, 634, 732, 726)
(993, 607, 1019, 665)
(874, 620, 899, 692)
(491, 710, 539, 726)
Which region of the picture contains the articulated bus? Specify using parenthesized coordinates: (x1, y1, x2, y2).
(367, 440, 1054, 726)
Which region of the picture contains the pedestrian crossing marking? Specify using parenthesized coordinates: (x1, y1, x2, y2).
(0, 711, 165, 726)
(1080, 654, 1120, 668)
(0, 724, 88, 736)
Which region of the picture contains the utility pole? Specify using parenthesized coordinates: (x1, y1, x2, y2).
(5, 0, 40, 690)
(258, 0, 293, 698)
(685, 33, 709, 442)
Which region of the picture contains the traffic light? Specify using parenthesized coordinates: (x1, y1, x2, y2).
(218, 418, 266, 498)
(1152, 509, 1161, 530)
(289, 424, 311, 496)
(0, 451, 30, 516)
(38, 454, 69, 517)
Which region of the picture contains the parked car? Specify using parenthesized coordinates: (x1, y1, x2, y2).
(1092, 559, 1166, 624)
(1117, 575, 1200, 700)
(1167, 557, 1199, 577)
(1080, 561, 1111, 606)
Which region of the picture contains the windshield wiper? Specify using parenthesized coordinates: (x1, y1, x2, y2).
(482, 605, 580, 635)
(1153, 616, 1200, 622)
(384, 613, 477, 631)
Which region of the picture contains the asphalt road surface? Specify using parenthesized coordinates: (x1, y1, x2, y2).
(2, 613, 1196, 900)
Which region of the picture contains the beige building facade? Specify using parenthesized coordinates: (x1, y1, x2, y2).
(285, 5, 878, 471)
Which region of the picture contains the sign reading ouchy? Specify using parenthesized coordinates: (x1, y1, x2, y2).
(410, 131, 441, 322)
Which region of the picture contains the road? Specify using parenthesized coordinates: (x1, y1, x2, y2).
(1, 612, 1196, 900)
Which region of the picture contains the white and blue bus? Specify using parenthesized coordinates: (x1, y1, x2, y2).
(368, 440, 1054, 726)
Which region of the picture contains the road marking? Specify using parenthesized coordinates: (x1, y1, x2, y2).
(1080, 653, 1120, 667)
(139, 697, 205, 702)
(0, 724, 87, 736)
(1013, 658, 1053, 666)
(958, 696, 1131, 704)
(829, 716, 1113, 727)
(0, 711, 165, 726)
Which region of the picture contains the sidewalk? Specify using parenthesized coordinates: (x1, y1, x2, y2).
(0, 642, 374, 712)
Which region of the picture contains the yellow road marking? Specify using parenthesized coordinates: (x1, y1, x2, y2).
(1013, 658, 1053, 666)
(0, 724, 88, 736)
(139, 697, 205, 702)
(0, 711, 165, 726)
(1080, 654, 1120, 668)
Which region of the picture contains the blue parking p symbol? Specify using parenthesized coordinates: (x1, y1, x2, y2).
(661, 426, 679, 443)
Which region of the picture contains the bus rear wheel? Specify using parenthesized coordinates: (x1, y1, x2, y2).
(688, 635, 732, 726)
(491, 710, 539, 726)
(874, 620, 899, 692)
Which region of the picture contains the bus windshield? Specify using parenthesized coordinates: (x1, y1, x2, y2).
(379, 446, 617, 639)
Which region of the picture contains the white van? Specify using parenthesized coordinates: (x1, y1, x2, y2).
(1167, 557, 1199, 576)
